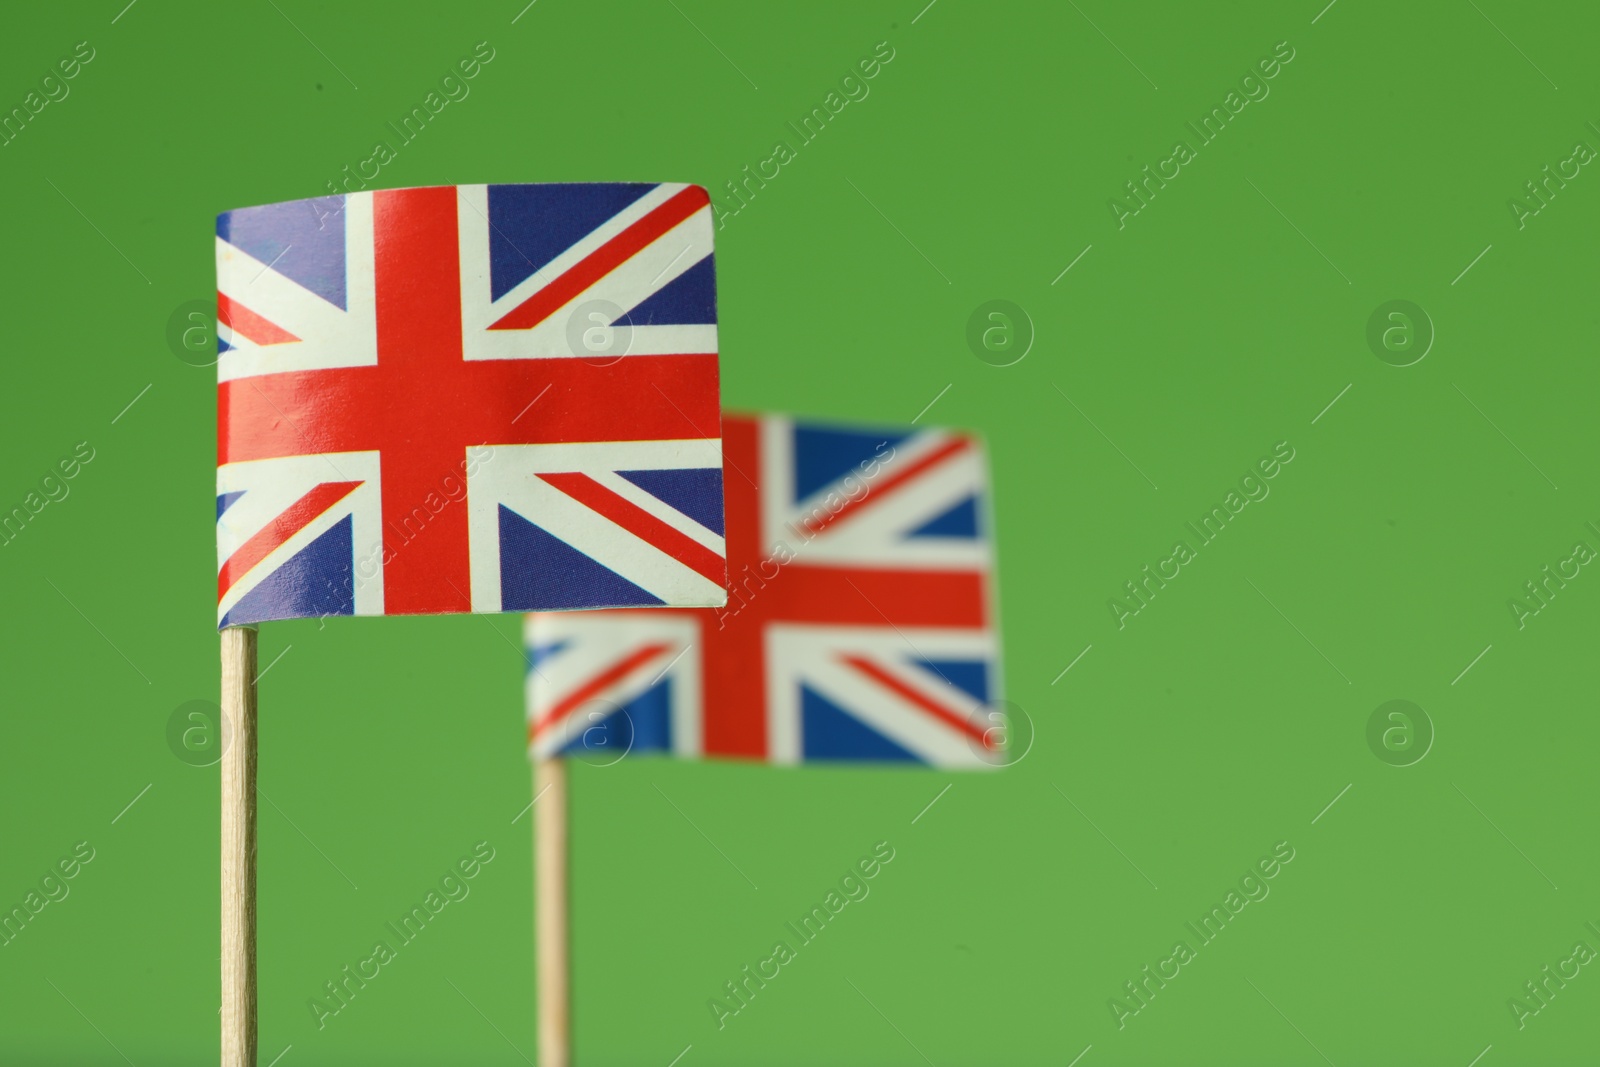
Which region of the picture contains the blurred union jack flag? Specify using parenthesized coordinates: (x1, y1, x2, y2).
(526, 414, 1002, 767)
(215, 183, 725, 627)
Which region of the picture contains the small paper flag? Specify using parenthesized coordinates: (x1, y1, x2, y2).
(215, 183, 726, 627)
(527, 413, 1002, 766)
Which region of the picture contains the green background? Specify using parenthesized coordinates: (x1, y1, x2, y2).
(2, 1, 1597, 1063)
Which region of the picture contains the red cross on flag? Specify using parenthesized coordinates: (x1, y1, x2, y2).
(214, 183, 727, 627)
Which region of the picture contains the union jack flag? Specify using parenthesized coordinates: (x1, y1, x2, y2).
(215, 183, 726, 627)
(526, 414, 1002, 766)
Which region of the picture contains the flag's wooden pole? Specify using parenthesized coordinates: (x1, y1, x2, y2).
(221, 626, 259, 1067)
(534, 757, 570, 1067)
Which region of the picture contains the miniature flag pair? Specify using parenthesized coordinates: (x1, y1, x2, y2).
(215, 182, 1002, 766)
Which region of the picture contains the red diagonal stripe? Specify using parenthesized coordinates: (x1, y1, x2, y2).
(218, 481, 363, 600)
(537, 471, 726, 587)
(488, 185, 710, 331)
(216, 292, 301, 345)
(800, 437, 972, 536)
(531, 642, 673, 742)
(839, 654, 992, 748)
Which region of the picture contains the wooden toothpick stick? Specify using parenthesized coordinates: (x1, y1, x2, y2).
(221, 626, 258, 1067)
(535, 757, 570, 1067)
